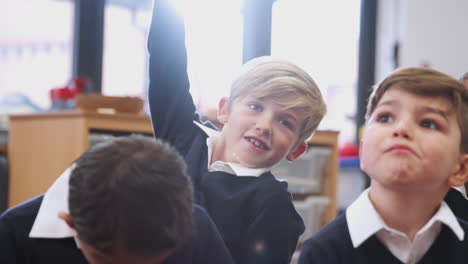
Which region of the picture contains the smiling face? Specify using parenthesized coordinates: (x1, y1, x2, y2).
(216, 94, 304, 168)
(360, 86, 466, 193)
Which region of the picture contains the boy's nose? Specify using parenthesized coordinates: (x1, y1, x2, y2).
(392, 120, 412, 140)
(255, 118, 272, 137)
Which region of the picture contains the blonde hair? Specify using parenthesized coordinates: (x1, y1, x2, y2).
(366, 67, 468, 153)
(229, 56, 326, 149)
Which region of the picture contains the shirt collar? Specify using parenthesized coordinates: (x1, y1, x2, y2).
(346, 188, 464, 248)
(29, 165, 81, 247)
(452, 185, 468, 200)
(194, 121, 270, 177)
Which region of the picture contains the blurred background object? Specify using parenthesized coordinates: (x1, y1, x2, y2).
(76, 94, 144, 114)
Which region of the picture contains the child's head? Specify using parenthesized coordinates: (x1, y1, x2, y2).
(60, 135, 193, 264)
(366, 67, 468, 152)
(229, 56, 326, 149)
(216, 56, 326, 168)
(361, 67, 468, 192)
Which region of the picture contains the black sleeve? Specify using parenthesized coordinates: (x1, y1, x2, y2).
(298, 236, 339, 264)
(164, 205, 235, 264)
(237, 193, 305, 264)
(147, 0, 198, 154)
(0, 214, 19, 264)
(192, 206, 235, 264)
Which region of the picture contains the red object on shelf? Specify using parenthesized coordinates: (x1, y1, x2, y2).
(339, 142, 359, 157)
(49, 77, 91, 110)
(49, 87, 76, 100)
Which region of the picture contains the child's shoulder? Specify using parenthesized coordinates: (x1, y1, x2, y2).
(304, 213, 349, 246)
(0, 195, 44, 238)
(247, 172, 291, 199)
(1, 195, 43, 221)
(300, 213, 351, 263)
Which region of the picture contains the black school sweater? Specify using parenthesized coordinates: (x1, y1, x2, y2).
(445, 188, 468, 222)
(299, 212, 468, 264)
(0, 196, 234, 264)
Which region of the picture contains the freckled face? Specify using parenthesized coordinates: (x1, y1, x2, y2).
(360, 87, 463, 192)
(217, 95, 303, 168)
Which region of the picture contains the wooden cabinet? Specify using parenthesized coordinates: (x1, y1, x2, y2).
(8, 112, 339, 227)
(7, 111, 153, 207)
(306, 130, 340, 225)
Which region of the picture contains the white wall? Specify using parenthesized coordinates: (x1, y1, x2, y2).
(375, 0, 400, 82)
(376, 0, 468, 80)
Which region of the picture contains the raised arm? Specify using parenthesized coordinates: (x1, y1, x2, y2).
(147, 0, 197, 153)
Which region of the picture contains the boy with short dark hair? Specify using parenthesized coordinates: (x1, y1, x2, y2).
(0, 135, 234, 264)
(148, 1, 326, 263)
(299, 67, 468, 264)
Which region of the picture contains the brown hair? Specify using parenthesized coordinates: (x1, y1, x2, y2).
(366, 67, 468, 152)
(69, 135, 193, 256)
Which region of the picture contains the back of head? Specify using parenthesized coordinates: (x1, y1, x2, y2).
(366, 67, 468, 153)
(68, 135, 193, 257)
(230, 56, 327, 147)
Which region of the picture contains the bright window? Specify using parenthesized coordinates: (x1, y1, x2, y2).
(272, 0, 361, 143)
(101, 3, 153, 101)
(0, 0, 74, 110)
(172, 0, 244, 113)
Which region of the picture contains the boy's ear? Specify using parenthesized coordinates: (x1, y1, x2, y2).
(58, 211, 75, 230)
(448, 154, 468, 187)
(217, 97, 230, 124)
(286, 143, 307, 162)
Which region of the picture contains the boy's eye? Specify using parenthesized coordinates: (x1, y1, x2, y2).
(249, 103, 263, 112)
(279, 119, 290, 128)
(420, 119, 439, 130)
(376, 113, 393, 123)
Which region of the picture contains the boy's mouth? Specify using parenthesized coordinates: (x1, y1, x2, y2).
(385, 144, 418, 157)
(245, 137, 269, 150)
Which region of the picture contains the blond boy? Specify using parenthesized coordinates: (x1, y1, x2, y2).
(147, 1, 326, 263)
(299, 67, 468, 264)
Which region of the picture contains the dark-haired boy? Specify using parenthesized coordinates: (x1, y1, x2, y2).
(299, 67, 468, 264)
(0, 135, 234, 264)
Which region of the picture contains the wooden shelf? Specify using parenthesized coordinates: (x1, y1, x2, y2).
(7, 111, 153, 207)
(307, 130, 340, 226)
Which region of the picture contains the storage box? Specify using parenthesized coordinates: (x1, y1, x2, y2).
(294, 196, 329, 245)
(272, 146, 331, 194)
(290, 196, 329, 264)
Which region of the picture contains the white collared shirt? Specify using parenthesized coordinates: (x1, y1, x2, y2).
(194, 121, 270, 177)
(346, 189, 464, 264)
(28, 166, 81, 248)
